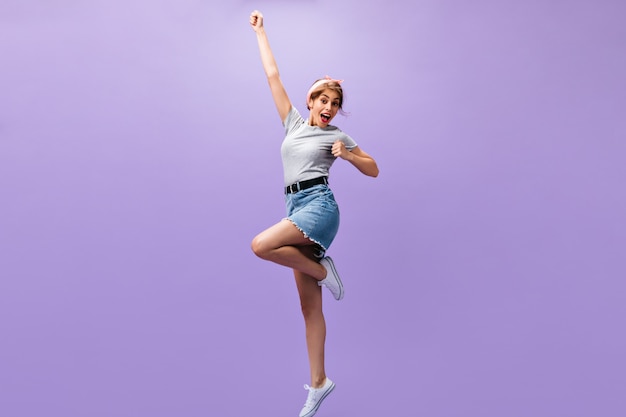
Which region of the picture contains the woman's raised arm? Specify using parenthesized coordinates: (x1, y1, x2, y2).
(250, 11, 292, 122)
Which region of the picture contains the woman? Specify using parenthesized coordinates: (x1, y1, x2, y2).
(249, 10, 379, 417)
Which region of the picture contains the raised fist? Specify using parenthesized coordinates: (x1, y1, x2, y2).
(249, 10, 263, 31)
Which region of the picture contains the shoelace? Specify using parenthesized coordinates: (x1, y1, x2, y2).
(303, 384, 320, 407)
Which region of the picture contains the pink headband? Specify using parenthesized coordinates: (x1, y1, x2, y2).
(306, 75, 344, 105)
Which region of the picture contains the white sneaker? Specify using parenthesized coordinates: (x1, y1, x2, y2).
(318, 257, 344, 300)
(299, 378, 336, 417)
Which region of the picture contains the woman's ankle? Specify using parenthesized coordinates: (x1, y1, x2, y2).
(310, 375, 327, 388)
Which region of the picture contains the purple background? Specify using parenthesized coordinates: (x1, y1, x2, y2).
(1, 1, 625, 416)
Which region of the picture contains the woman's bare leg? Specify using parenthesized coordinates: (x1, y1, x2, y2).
(251, 219, 327, 280)
(252, 221, 330, 387)
(294, 246, 327, 388)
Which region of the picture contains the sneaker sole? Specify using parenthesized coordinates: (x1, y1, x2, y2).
(301, 382, 336, 417)
(324, 257, 344, 300)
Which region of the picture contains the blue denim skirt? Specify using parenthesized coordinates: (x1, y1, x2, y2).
(285, 184, 340, 253)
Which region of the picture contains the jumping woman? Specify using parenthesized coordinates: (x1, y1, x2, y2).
(249, 10, 379, 417)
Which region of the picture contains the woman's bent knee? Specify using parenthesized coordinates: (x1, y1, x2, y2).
(251, 235, 269, 259)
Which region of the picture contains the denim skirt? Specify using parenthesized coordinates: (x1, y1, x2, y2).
(285, 184, 340, 252)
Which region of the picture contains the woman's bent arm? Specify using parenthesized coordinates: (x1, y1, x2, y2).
(332, 142, 380, 178)
(250, 11, 291, 122)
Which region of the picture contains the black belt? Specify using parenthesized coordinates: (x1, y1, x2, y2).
(285, 176, 328, 194)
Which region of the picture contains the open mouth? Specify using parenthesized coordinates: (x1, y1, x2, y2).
(320, 113, 331, 123)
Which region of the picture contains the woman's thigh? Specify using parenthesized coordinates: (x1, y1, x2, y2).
(252, 219, 315, 252)
(293, 247, 323, 310)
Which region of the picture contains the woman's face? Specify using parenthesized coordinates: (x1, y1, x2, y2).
(308, 89, 341, 127)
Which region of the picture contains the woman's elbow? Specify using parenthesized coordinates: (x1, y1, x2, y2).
(367, 166, 380, 178)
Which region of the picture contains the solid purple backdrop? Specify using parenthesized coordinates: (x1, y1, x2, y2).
(1, 1, 625, 416)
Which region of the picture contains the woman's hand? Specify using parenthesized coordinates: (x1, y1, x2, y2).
(334, 143, 379, 177)
(250, 10, 263, 32)
(332, 140, 352, 160)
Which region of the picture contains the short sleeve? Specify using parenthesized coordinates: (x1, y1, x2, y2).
(340, 133, 358, 150)
(283, 106, 304, 135)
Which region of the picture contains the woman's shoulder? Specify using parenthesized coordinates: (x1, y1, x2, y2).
(284, 106, 305, 129)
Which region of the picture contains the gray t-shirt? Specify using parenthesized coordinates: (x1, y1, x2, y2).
(281, 106, 357, 186)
